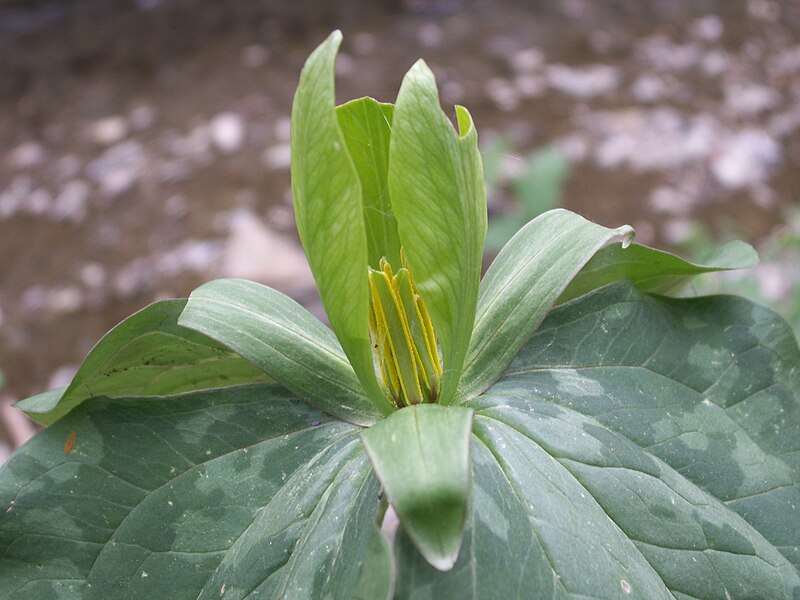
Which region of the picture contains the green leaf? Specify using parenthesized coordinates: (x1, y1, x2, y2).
(354, 526, 395, 600)
(336, 97, 402, 269)
(460, 209, 634, 400)
(0, 384, 381, 599)
(389, 61, 486, 405)
(361, 404, 473, 571)
(15, 300, 268, 425)
(178, 278, 382, 426)
(559, 239, 759, 303)
(291, 30, 388, 413)
(393, 281, 800, 597)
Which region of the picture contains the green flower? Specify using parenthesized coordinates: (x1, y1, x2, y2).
(291, 30, 487, 415)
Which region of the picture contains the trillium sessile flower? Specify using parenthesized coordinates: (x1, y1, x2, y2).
(290, 31, 487, 414)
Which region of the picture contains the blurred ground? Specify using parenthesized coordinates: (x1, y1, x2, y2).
(1, 0, 799, 458)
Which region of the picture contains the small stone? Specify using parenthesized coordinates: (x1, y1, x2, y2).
(164, 194, 190, 219)
(701, 50, 729, 76)
(87, 140, 146, 196)
(242, 44, 270, 68)
(724, 83, 781, 116)
(711, 129, 781, 189)
(222, 209, 314, 293)
(485, 78, 519, 111)
(129, 105, 156, 131)
(263, 143, 291, 170)
(209, 112, 245, 154)
(546, 64, 620, 98)
(51, 180, 90, 223)
(514, 74, 546, 98)
(80, 262, 107, 289)
(690, 16, 723, 41)
(46, 286, 83, 314)
(88, 115, 129, 145)
(648, 186, 693, 216)
(6, 142, 45, 169)
(631, 75, 665, 102)
(274, 117, 291, 142)
(352, 32, 377, 56)
(509, 47, 544, 73)
(23, 188, 52, 216)
(417, 23, 443, 48)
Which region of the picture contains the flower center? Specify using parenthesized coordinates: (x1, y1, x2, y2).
(368, 255, 441, 407)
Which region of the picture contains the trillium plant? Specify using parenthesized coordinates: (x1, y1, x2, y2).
(2, 31, 799, 599)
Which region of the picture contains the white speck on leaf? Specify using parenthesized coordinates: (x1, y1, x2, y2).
(621, 579, 631, 593)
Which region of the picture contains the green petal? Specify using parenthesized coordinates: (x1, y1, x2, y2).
(336, 97, 402, 269)
(291, 31, 388, 413)
(389, 60, 487, 406)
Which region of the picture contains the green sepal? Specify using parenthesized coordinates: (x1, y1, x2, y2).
(361, 404, 474, 571)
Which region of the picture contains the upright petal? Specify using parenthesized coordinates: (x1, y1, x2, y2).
(291, 31, 390, 414)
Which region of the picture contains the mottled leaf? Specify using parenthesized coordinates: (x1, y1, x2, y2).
(361, 405, 473, 571)
(394, 280, 800, 598)
(16, 300, 268, 425)
(389, 61, 486, 405)
(559, 239, 758, 303)
(0, 384, 381, 600)
(179, 278, 381, 426)
(354, 526, 395, 600)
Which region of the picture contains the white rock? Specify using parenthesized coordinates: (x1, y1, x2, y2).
(690, 16, 723, 41)
(509, 47, 544, 73)
(209, 112, 245, 154)
(88, 115, 129, 145)
(242, 44, 270, 68)
(80, 262, 107, 288)
(23, 188, 52, 216)
(701, 50, 729, 76)
(417, 23, 443, 48)
(263, 143, 291, 170)
(485, 78, 519, 111)
(222, 209, 314, 293)
(52, 180, 90, 223)
(546, 64, 620, 98)
(6, 142, 45, 169)
(352, 32, 377, 56)
(0, 176, 33, 218)
(724, 83, 781, 116)
(711, 129, 781, 189)
(274, 117, 291, 142)
(130, 104, 156, 130)
(648, 186, 694, 216)
(46, 286, 83, 314)
(514, 74, 546, 98)
(631, 75, 665, 102)
(87, 140, 146, 196)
